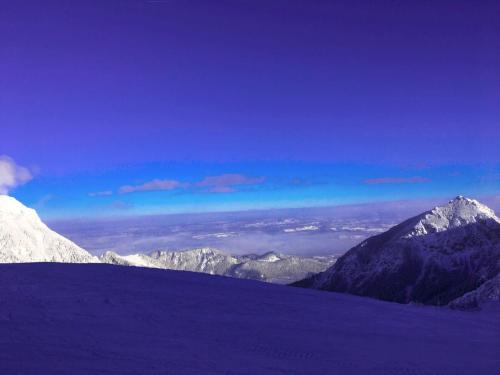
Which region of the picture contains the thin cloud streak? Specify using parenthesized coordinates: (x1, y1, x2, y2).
(363, 176, 430, 185)
(88, 190, 113, 197)
(120, 179, 187, 194)
(117, 174, 267, 195)
(197, 174, 265, 193)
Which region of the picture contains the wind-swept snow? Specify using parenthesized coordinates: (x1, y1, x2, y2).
(0, 195, 98, 263)
(0, 263, 498, 375)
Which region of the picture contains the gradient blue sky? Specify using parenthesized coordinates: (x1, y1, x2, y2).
(1, 1, 499, 219)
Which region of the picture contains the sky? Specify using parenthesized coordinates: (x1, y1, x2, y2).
(1, 0, 499, 219)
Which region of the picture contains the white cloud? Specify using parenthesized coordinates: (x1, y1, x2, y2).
(119, 179, 187, 194)
(0, 156, 33, 195)
(117, 174, 265, 195)
(197, 174, 265, 193)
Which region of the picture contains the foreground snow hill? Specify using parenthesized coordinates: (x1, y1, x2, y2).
(294, 196, 500, 306)
(0, 195, 98, 263)
(100, 248, 335, 284)
(0, 263, 498, 375)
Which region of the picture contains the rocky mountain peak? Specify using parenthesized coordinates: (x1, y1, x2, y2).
(403, 196, 499, 238)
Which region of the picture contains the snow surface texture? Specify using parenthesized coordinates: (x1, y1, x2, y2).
(100, 248, 335, 284)
(0, 195, 98, 263)
(1, 263, 499, 375)
(294, 197, 500, 307)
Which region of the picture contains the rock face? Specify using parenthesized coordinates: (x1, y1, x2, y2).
(0, 195, 98, 263)
(100, 248, 336, 284)
(293, 197, 500, 306)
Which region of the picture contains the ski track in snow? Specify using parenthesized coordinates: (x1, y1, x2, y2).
(1, 263, 499, 375)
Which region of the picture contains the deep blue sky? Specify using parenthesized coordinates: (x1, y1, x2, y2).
(1, 1, 499, 218)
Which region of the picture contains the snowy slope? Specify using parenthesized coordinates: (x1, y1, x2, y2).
(0, 263, 498, 375)
(0, 195, 98, 263)
(294, 196, 500, 305)
(100, 248, 335, 284)
(450, 273, 500, 310)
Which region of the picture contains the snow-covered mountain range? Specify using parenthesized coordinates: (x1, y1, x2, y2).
(0, 195, 98, 263)
(294, 196, 500, 307)
(4, 193, 500, 305)
(100, 248, 335, 284)
(0, 195, 334, 283)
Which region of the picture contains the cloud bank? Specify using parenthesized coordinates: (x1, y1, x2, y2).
(0, 156, 33, 195)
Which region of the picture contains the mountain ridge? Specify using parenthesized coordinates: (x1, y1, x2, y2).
(293, 196, 500, 307)
(100, 248, 336, 284)
(0, 195, 98, 263)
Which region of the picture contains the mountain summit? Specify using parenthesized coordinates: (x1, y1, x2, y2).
(0, 195, 98, 263)
(401, 196, 499, 238)
(293, 197, 500, 306)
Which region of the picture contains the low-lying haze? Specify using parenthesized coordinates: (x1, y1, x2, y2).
(50, 197, 500, 256)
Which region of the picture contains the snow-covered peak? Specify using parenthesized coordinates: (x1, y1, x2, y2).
(295, 196, 500, 305)
(256, 252, 283, 262)
(149, 247, 227, 259)
(0, 194, 40, 222)
(0, 195, 98, 263)
(403, 196, 499, 238)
